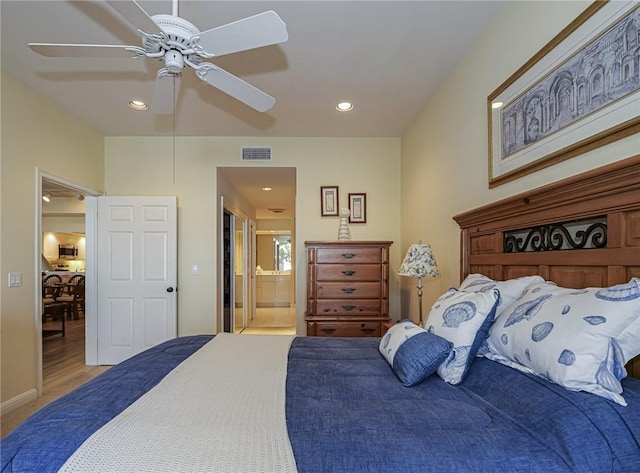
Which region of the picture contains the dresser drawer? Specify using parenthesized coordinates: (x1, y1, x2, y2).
(316, 282, 381, 299)
(315, 299, 382, 316)
(316, 264, 381, 282)
(315, 247, 381, 264)
(311, 321, 381, 337)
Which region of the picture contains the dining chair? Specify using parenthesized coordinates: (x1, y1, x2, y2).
(42, 274, 63, 304)
(57, 274, 85, 319)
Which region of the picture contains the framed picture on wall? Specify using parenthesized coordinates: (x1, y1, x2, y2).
(320, 186, 339, 217)
(348, 193, 366, 223)
(487, 0, 640, 187)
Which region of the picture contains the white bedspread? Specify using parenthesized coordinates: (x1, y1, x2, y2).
(60, 333, 298, 473)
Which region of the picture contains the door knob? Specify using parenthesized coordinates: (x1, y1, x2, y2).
(166, 287, 174, 293)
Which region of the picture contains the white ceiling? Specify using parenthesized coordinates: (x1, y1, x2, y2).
(4, 1, 503, 217)
(1, 0, 504, 138)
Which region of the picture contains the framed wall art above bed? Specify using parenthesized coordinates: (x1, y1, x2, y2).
(488, 0, 640, 187)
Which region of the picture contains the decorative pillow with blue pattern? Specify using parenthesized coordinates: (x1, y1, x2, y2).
(481, 278, 640, 406)
(459, 273, 544, 318)
(379, 319, 453, 386)
(424, 288, 500, 385)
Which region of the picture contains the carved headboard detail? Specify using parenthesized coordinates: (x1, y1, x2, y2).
(453, 154, 640, 377)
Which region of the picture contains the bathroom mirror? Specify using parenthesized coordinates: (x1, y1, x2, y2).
(256, 231, 291, 272)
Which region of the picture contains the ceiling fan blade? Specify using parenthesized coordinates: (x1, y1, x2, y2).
(152, 72, 182, 115)
(29, 43, 143, 58)
(198, 65, 276, 112)
(105, 0, 165, 37)
(194, 11, 288, 57)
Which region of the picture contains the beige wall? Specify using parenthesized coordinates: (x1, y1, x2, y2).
(104, 137, 402, 336)
(399, 1, 640, 318)
(0, 72, 104, 404)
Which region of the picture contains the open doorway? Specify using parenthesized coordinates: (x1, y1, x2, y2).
(218, 167, 296, 335)
(41, 178, 88, 394)
(36, 171, 103, 395)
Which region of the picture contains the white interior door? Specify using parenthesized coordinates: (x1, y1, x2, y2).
(97, 196, 177, 365)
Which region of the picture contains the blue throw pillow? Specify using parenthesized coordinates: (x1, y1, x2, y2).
(379, 320, 453, 386)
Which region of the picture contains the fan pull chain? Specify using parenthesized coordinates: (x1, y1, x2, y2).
(172, 76, 176, 184)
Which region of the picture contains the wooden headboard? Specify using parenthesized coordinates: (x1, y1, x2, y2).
(453, 154, 640, 378)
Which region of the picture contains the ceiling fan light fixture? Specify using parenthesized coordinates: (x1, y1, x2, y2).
(336, 101, 353, 112)
(164, 50, 185, 73)
(129, 100, 149, 111)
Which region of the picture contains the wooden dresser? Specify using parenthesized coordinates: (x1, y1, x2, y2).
(305, 241, 392, 337)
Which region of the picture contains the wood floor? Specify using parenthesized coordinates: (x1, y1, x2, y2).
(1, 306, 296, 438)
(1, 317, 110, 438)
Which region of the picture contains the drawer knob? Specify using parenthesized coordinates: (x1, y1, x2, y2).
(321, 328, 336, 334)
(361, 328, 375, 334)
(342, 270, 356, 276)
(342, 252, 355, 259)
(341, 287, 356, 293)
(341, 304, 356, 311)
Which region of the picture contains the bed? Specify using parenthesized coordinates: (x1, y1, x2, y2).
(3, 155, 640, 472)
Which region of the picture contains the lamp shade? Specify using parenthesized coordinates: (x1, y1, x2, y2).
(398, 243, 440, 278)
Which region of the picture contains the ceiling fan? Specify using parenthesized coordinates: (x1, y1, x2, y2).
(29, 0, 288, 113)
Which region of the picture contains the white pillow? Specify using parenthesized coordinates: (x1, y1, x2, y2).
(459, 273, 544, 317)
(424, 288, 500, 385)
(482, 278, 640, 406)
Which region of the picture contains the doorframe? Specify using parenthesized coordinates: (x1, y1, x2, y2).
(220, 199, 250, 332)
(35, 168, 103, 395)
(236, 215, 248, 331)
(247, 219, 256, 323)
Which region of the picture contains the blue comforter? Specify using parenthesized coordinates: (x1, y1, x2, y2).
(2, 335, 639, 472)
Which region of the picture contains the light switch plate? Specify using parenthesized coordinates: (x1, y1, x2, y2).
(8, 272, 22, 287)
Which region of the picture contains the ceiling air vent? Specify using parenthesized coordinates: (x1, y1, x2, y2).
(241, 146, 272, 161)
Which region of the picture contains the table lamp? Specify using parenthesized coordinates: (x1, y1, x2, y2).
(398, 242, 440, 325)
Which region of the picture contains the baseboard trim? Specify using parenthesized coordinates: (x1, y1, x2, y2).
(1, 388, 38, 416)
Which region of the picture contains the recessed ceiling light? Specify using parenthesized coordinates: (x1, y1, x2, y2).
(491, 101, 504, 109)
(129, 100, 148, 111)
(262, 187, 272, 191)
(336, 101, 353, 112)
